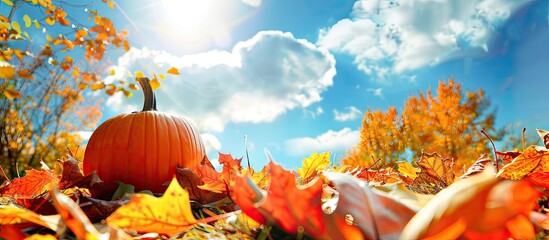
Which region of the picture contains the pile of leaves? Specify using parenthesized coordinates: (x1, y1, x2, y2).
(1, 131, 549, 239)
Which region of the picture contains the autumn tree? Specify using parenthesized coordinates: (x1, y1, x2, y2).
(0, 0, 130, 178)
(344, 78, 502, 173)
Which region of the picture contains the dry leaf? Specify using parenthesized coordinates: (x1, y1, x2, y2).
(0, 206, 62, 231)
(497, 145, 548, 180)
(395, 161, 420, 180)
(51, 187, 101, 239)
(166, 67, 180, 75)
(416, 152, 455, 186)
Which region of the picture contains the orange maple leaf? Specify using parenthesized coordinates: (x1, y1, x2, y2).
(416, 151, 455, 186)
(0, 169, 58, 199)
(497, 145, 548, 180)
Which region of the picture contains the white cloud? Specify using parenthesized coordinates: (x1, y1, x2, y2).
(105, 31, 336, 132)
(333, 106, 363, 121)
(76, 131, 93, 142)
(366, 87, 383, 99)
(242, 0, 261, 7)
(317, 0, 531, 79)
(284, 128, 359, 157)
(304, 106, 324, 118)
(200, 133, 222, 156)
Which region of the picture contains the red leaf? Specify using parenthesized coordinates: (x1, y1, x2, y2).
(175, 167, 227, 204)
(0, 169, 58, 198)
(527, 172, 549, 188)
(460, 155, 492, 179)
(233, 162, 326, 237)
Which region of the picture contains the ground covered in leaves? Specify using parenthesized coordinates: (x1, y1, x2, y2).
(1, 131, 549, 239)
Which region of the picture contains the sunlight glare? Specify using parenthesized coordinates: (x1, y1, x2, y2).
(162, 0, 212, 30)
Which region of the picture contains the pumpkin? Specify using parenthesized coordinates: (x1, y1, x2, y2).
(83, 77, 206, 193)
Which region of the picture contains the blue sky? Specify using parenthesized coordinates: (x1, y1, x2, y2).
(74, 0, 547, 169)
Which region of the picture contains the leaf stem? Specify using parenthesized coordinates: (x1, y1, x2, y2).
(480, 129, 498, 172)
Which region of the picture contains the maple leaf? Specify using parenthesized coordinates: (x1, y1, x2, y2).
(106, 178, 197, 236)
(416, 151, 455, 187)
(0, 206, 62, 232)
(232, 161, 326, 237)
(395, 161, 420, 180)
(166, 66, 180, 75)
(58, 155, 101, 189)
(401, 167, 539, 239)
(297, 152, 330, 183)
(527, 172, 549, 188)
(497, 145, 548, 180)
(242, 165, 270, 190)
(0, 169, 58, 202)
(197, 152, 243, 193)
(175, 167, 226, 204)
(355, 167, 402, 186)
(496, 150, 521, 166)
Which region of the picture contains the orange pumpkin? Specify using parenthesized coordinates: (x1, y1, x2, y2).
(83, 77, 205, 193)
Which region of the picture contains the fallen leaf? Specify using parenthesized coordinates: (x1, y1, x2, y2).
(0, 169, 58, 199)
(460, 155, 492, 179)
(537, 128, 549, 149)
(416, 151, 455, 187)
(232, 161, 326, 237)
(497, 145, 548, 180)
(58, 155, 101, 189)
(396, 161, 420, 180)
(51, 187, 101, 239)
(527, 171, 549, 188)
(401, 167, 539, 239)
(106, 178, 197, 236)
(175, 167, 227, 204)
(0, 206, 62, 231)
(297, 152, 330, 183)
(323, 172, 417, 239)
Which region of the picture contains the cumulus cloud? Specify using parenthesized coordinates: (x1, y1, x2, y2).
(317, 0, 531, 79)
(105, 31, 336, 132)
(333, 106, 363, 121)
(201, 133, 222, 156)
(284, 128, 359, 157)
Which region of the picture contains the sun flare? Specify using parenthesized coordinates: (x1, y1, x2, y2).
(162, 0, 212, 30)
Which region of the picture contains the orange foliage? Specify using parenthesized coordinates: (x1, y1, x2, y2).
(344, 78, 500, 174)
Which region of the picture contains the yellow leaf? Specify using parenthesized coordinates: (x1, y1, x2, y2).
(150, 76, 161, 90)
(45, 16, 55, 25)
(0, 206, 62, 231)
(0, 65, 15, 79)
(297, 152, 331, 181)
(33, 19, 40, 29)
(134, 71, 144, 78)
(128, 83, 138, 91)
(497, 145, 548, 180)
(158, 73, 166, 80)
(18, 69, 33, 79)
(90, 82, 105, 91)
(25, 234, 57, 240)
(396, 161, 420, 180)
(106, 178, 197, 236)
(1, 0, 13, 6)
(243, 165, 270, 189)
(166, 67, 180, 75)
(10, 21, 21, 33)
(107, 0, 114, 9)
(45, 34, 52, 42)
(23, 14, 32, 28)
(109, 69, 115, 76)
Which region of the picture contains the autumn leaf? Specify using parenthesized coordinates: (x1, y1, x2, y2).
(496, 150, 521, 166)
(233, 161, 326, 237)
(149, 75, 161, 90)
(0, 206, 62, 231)
(297, 152, 330, 183)
(401, 167, 539, 239)
(197, 152, 243, 194)
(23, 14, 32, 28)
(58, 155, 101, 189)
(0, 64, 15, 79)
(197, 164, 226, 193)
(175, 167, 227, 204)
(106, 178, 197, 236)
(416, 151, 455, 186)
(51, 187, 102, 239)
(460, 155, 492, 179)
(242, 165, 270, 189)
(497, 145, 548, 180)
(395, 161, 420, 180)
(0, 169, 58, 198)
(166, 66, 180, 75)
(537, 128, 549, 148)
(3, 89, 22, 99)
(323, 172, 417, 239)
(527, 172, 549, 188)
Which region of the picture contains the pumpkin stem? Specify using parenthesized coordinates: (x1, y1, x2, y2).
(136, 77, 157, 111)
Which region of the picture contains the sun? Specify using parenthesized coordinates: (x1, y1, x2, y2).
(162, 0, 212, 30)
